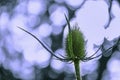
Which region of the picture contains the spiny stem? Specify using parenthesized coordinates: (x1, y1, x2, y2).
(74, 60, 82, 80)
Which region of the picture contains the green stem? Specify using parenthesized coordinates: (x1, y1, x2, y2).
(74, 60, 82, 80)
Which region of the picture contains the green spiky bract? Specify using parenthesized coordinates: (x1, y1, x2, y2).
(65, 26, 85, 60)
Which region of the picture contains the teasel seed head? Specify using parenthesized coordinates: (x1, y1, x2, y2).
(65, 24, 85, 61)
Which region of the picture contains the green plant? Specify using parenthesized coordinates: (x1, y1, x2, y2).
(18, 15, 116, 80)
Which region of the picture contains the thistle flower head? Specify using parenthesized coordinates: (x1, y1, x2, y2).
(65, 25, 85, 61)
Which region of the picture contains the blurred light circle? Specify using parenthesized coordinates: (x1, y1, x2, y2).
(107, 59, 120, 73)
(50, 59, 64, 73)
(38, 23, 52, 37)
(50, 6, 68, 26)
(27, 1, 45, 15)
(65, 0, 84, 8)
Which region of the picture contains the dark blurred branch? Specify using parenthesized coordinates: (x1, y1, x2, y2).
(96, 56, 111, 80)
(97, 36, 120, 80)
(104, 0, 114, 29)
(0, 66, 21, 80)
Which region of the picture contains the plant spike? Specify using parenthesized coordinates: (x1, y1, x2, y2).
(17, 26, 67, 61)
(87, 44, 103, 58)
(64, 14, 71, 33)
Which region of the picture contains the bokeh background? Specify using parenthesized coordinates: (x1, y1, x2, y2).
(0, 0, 120, 80)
